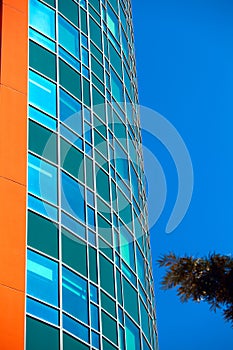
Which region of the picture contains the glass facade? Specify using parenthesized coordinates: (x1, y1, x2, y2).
(26, 0, 158, 349)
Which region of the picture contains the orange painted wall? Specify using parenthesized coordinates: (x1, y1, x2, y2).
(0, 0, 27, 349)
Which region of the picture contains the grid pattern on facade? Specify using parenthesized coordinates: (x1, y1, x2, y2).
(26, 0, 158, 349)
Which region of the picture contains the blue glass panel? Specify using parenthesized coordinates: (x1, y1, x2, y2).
(91, 331, 100, 349)
(125, 316, 141, 350)
(63, 314, 89, 343)
(62, 267, 88, 324)
(87, 206, 95, 229)
(59, 88, 82, 134)
(27, 250, 58, 306)
(29, 28, 56, 52)
(28, 153, 57, 205)
(29, 106, 57, 131)
(28, 195, 58, 221)
(26, 297, 59, 325)
(61, 172, 85, 222)
(29, 70, 56, 117)
(119, 326, 126, 350)
(122, 261, 136, 285)
(58, 15, 80, 59)
(59, 47, 81, 71)
(61, 211, 86, 240)
(90, 304, 99, 330)
(29, 0, 55, 39)
(81, 47, 89, 66)
(90, 284, 98, 303)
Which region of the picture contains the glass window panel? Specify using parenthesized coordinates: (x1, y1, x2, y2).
(28, 195, 58, 221)
(28, 153, 57, 205)
(61, 212, 86, 239)
(101, 311, 118, 345)
(58, 15, 80, 59)
(80, 8, 88, 34)
(26, 316, 59, 350)
(61, 138, 84, 182)
(63, 314, 89, 343)
(59, 46, 81, 71)
(96, 166, 110, 202)
(118, 190, 132, 229)
(29, 0, 55, 39)
(26, 297, 59, 325)
(90, 303, 99, 330)
(61, 171, 85, 222)
(27, 250, 58, 306)
(59, 88, 82, 134)
(29, 41, 56, 80)
(120, 226, 135, 269)
(91, 331, 100, 349)
(89, 246, 98, 283)
(89, 17, 102, 49)
(29, 28, 55, 52)
(101, 291, 116, 317)
(62, 228, 87, 276)
(111, 68, 124, 102)
(29, 120, 57, 163)
(63, 333, 89, 350)
(29, 70, 56, 117)
(62, 267, 88, 324)
(123, 277, 139, 323)
(140, 300, 150, 341)
(29, 106, 57, 131)
(107, 5, 119, 39)
(59, 59, 82, 101)
(27, 210, 58, 258)
(125, 316, 141, 350)
(99, 254, 115, 297)
(58, 0, 79, 26)
(90, 283, 98, 303)
(109, 43, 122, 77)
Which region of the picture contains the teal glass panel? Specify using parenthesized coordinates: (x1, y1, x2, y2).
(29, 120, 57, 163)
(88, 246, 98, 283)
(60, 138, 84, 182)
(111, 68, 124, 102)
(101, 291, 116, 317)
(59, 59, 82, 100)
(26, 297, 59, 325)
(59, 88, 82, 135)
(29, 41, 56, 80)
(58, 15, 80, 59)
(62, 267, 88, 323)
(125, 315, 141, 350)
(107, 5, 119, 39)
(89, 18, 102, 49)
(101, 311, 118, 345)
(58, 0, 79, 26)
(27, 210, 58, 259)
(63, 333, 89, 350)
(27, 249, 58, 306)
(62, 228, 87, 276)
(120, 226, 135, 269)
(123, 277, 139, 323)
(118, 190, 132, 228)
(96, 165, 110, 202)
(29, 0, 55, 39)
(26, 316, 59, 350)
(99, 254, 115, 297)
(61, 171, 85, 222)
(140, 300, 150, 341)
(29, 70, 56, 117)
(80, 8, 88, 34)
(28, 153, 57, 205)
(109, 43, 122, 77)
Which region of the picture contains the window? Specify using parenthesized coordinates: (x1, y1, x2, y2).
(63, 314, 89, 343)
(29, 0, 55, 39)
(26, 316, 59, 350)
(27, 210, 58, 258)
(60, 138, 84, 182)
(59, 88, 82, 134)
(125, 316, 141, 350)
(58, 0, 79, 27)
(29, 120, 57, 163)
(123, 277, 139, 323)
(62, 267, 88, 324)
(101, 311, 118, 345)
(29, 70, 57, 117)
(120, 226, 135, 269)
(27, 250, 58, 306)
(62, 228, 87, 276)
(59, 59, 82, 101)
(58, 15, 80, 59)
(28, 153, 57, 205)
(29, 41, 56, 80)
(99, 254, 115, 297)
(61, 171, 85, 222)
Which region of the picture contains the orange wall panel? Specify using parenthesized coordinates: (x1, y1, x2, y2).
(0, 0, 27, 349)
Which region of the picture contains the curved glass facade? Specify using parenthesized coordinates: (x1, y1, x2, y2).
(26, 0, 158, 350)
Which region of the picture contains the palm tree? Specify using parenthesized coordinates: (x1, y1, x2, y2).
(158, 253, 233, 325)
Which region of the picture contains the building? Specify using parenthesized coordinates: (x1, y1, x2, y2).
(0, 0, 158, 349)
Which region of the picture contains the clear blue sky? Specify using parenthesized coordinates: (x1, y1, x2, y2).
(132, 0, 233, 349)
